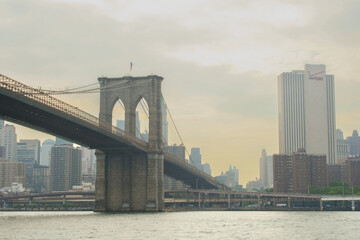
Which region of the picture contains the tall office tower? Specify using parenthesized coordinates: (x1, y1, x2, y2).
(0, 124, 17, 161)
(0, 159, 27, 188)
(190, 148, 202, 170)
(336, 129, 349, 160)
(50, 144, 81, 191)
(40, 139, 55, 166)
(259, 149, 274, 189)
(116, 120, 125, 131)
(161, 98, 169, 146)
(346, 130, 360, 156)
(278, 64, 336, 164)
(17, 139, 41, 186)
(165, 144, 186, 160)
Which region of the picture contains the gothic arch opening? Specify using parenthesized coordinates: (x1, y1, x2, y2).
(112, 97, 126, 132)
(135, 97, 149, 142)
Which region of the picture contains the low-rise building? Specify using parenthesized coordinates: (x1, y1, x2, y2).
(0, 159, 27, 188)
(273, 150, 327, 193)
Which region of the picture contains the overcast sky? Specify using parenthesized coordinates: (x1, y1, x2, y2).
(1, 0, 360, 184)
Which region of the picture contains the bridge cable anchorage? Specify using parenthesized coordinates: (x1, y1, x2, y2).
(161, 94, 196, 166)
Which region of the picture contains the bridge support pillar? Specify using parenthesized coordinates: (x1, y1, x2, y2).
(95, 150, 164, 212)
(352, 200, 355, 211)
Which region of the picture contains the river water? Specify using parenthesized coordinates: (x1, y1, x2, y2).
(1, 211, 360, 239)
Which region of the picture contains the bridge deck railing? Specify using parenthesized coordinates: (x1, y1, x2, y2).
(0, 74, 147, 148)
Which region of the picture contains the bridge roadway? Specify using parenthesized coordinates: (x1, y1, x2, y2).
(0, 74, 221, 190)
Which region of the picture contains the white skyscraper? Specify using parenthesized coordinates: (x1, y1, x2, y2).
(259, 149, 273, 189)
(278, 64, 336, 164)
(40, 139, 55, 166)
(0, 124, 17, 161)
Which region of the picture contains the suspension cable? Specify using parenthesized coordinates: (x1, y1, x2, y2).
(161, 94, 196, 166)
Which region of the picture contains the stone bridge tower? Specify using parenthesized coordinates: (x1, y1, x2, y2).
(95, 75, 164, 212)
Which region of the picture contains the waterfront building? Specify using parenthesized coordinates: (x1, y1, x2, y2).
(336, 129, 349, 160)
(337, 157, 360, 187)
(327, 164, 342, 183)
(278, 64, 336, 164)
(31, 165, 50, 193)
(346, 130, 360, 156)
(215, 165, 239, 188)
(16, 139, 41, 186)
(259, 149, 273, 189)
(273, 150, 327, 193)
(50, 144, 81, 191)
(0, 159, 26, 188)
(0, 124, 17, 161)
(40, 139, 55, 166)
(246, 178, 263, 190)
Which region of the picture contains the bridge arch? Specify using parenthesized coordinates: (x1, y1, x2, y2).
(98, 75, 163, 151)
(111, 97, 126, 131)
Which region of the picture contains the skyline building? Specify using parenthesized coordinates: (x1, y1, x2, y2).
(0, 124, 17, 161)
(259, 149, 273, 189)
(278, 64, 336, 164)
(0, 159, 26, 188)
(50, 144, 81, 191)
(273, 150, 328, 193)
(190, 148, 202, 170)
(0, 119, 4, 128)
(40, 139, 55, 166)
(16, 139, 41, 186)
(165, 144, 186, 160)
(346, 130, 360, 156)
(81, 146, 95, 175)
(203, 163, 211, 176)
(336, 129, 349, 160)
(215, 165, 239, 188)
